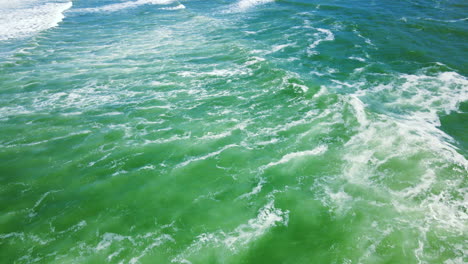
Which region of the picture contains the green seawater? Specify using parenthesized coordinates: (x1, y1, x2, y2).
(0, 0, 467, 263)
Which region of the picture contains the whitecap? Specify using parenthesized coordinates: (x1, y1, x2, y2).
(349, 56, 366, 62)
(227, 0, 274, 13)
(160, 4, 185, 10)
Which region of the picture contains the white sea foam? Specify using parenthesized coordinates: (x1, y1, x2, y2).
(420, 17, 468, 23)
(0, 232, 54, 247)
(237, 177, 266, 200)
(80, 0, 176, 13)
(172, 200, 288, 262)
(28, 190, 61, 218)
(143, 133, 191, 145)
(270, 43, 294, 53)
(96, 233, 134, 251)
(0, 0, 38, 9)
(347, 95, 369, 127)
(223, 200, 288, 250)
(0, 0, 72, 41)
(52, 220, 87, 234)
(129, 234, 175, 264)
(307, 28, 335, 55)
(238, 0, 274, 9)
(160, 4, 185, 10)
(178, 67, 251, 78)
(260, 145, 328, 171)
(227, 0, 274, 12)
(88, 153, 112, 167)
(3, 130, 92, 149)
(321, 187, 353, 214)
(318, 70, 468, 261)
(313, 85, 328, 98)
(2, 83, 143, 118)
(107, 248, 123, 262)
(258, 108, 324, 137)
(349, 56, 366, 62)
(0, 232, 25, 240)
(353, 29, 375, 46)
(175, 144, 238, 168)
(94, 226, 178, 263)
(244, 56, 265, 66)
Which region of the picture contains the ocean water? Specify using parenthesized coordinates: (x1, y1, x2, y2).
(0, 0, 467, 263)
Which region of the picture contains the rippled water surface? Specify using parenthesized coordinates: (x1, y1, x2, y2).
(0, 0, 467, 263)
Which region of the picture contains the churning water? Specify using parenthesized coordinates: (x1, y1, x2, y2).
(0, 0, 467, 263)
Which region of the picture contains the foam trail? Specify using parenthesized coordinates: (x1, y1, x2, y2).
(80, 0, 176, 13)
(0, 0, 72, 41)
(260, 145, 328, 171)
(176, 144, 238, 168)
(308, 28, 335, 50)
(172, 200, 288, 262)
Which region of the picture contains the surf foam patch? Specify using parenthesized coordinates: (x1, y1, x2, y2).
(0, 1, 72, 41)
(316, 69, 468, 262)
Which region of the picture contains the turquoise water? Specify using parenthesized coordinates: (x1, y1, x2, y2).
(0, 0, 467, 263)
